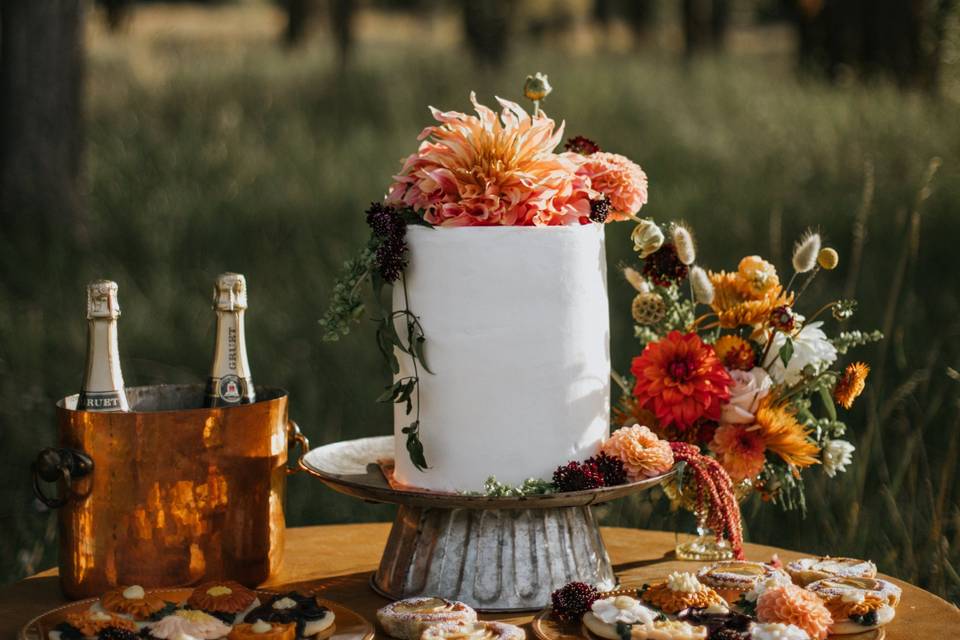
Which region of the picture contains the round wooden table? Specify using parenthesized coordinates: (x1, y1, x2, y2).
(1, 524, 956, 638)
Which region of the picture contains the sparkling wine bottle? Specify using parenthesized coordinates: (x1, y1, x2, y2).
(204, 272, 255, 407)
(77, 280, 129, 412)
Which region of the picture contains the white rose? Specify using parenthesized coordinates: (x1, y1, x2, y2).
(721, 368, 773, 424)
(822, 439, 855, 477)
(764, 321, 837, 386)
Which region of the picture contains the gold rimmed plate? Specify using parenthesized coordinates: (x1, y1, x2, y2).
(530, 589, 885, 640)
(19, 589, 375, 640)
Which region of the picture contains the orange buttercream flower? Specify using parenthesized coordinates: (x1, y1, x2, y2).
(834, 362, 869, 409)
(756, 583, 833, 640)
(601, 425, 674, 481)
(66, 611, 137, 637)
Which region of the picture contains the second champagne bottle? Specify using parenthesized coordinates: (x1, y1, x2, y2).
(204, 272, 256, 407)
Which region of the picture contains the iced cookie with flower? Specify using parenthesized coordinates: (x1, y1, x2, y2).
(639, 572, 727, 615)
(582, 595, 660, 639)
(805, 576, 901, 635)
(697, 561, 792, 607)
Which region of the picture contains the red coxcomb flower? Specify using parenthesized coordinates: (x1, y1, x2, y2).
(564, 136, 601, 155)
(552, 460, 605, 492)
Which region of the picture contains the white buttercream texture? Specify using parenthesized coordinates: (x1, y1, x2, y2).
(393, 225, 611, 492)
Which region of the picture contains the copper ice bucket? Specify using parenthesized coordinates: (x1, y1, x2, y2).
(32, 384, 308, 599)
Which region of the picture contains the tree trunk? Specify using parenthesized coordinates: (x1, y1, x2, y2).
(0, 0, 84, 232)
(682, 0, 729, 57)
(283, 0, 311, 47)
(329, 0, 354, 72)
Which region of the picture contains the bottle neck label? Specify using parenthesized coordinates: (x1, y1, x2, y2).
(77, 390, 126, 412)
(80, 319, 129, 412)
(206, 310, 255, 406)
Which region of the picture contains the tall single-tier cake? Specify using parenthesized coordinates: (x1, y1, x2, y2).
(392, 224, 611, 492)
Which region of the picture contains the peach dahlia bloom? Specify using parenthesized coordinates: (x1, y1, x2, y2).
(572, 151, 648, 220)
(387, 93, 596, 227)
(710, 424, 767, 482)
(601, 424, 674, 481)
(756, 583, 833, 640)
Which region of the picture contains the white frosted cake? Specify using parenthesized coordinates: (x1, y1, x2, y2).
(392, 224, 611, 492)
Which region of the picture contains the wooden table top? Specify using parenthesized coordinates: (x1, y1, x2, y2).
(2, 523, 957, 638)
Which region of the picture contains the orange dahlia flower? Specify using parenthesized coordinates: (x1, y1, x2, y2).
(714, 335, 756, 371)
(834, 362, 870, 409)
(631, 331, 732, 432)
(756, 583, 833, 640)
(709, 424, 767, 482)
(387, 93, 597, 227)
(708, 265, 793, 330)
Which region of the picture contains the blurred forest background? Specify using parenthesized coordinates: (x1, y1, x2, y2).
(2, 0, 960, 605)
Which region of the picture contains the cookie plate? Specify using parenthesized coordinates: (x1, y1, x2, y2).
(18, 589, 375, 640)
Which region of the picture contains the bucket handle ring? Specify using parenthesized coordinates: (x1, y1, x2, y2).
(287, 420, 310, 474)
(32, 447, 94, 509)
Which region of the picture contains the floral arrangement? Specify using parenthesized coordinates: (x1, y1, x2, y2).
(320, 74, 649, 469)
(615, 220, 882, 513)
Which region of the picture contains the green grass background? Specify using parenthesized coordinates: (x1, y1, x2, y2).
(1, 7, 959, 604)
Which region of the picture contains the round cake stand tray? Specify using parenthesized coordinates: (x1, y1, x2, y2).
(301, 436, 674, 613)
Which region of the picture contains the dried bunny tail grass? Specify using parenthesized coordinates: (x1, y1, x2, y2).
(623, 266, 650, 293)
(792, 229, 822, 273)
(672, 222, 696, 265)
(690, 266, 714, 304)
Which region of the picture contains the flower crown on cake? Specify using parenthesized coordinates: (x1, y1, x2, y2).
(320, 74, 648, 470)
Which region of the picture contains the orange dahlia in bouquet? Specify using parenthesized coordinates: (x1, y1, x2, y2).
(616, 219, 882, 515)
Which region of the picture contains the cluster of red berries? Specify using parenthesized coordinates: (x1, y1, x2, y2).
(551, 453, 628, 493)
(642, 243, 689, 287)
(365, 202, 409, 283)
(589, 196, 611, 223)
(564, 136, 601, 155)
(550, 581, 600, 622)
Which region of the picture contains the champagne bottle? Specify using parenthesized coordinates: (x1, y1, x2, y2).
(204, 272, 256, 407)
(77, 280, 129, 412)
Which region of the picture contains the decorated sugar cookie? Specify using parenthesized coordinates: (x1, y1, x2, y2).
(696, 562, 791, 605)
(99, 585, 167, 620)
(376, 597, 477, 640)
(147, 609, 234, 639)
(640, 572, 726, 615)
(754, 583, 832, 640)
(187, 581, 260, 620)
(582, 595, 659, 639)
(628, 620, 708, 640)
(805, 576, 901, 635)
(245, 593, 335, 638)
(420, 620, 525, 640)
(64, 609, 138, 637)
(229, 619, 297, 640)
(784, 557, 877, 587)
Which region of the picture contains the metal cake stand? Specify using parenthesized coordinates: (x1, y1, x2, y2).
(300, 436, 673, 612)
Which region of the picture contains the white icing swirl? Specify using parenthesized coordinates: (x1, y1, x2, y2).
(251, 620, 272, 634)
(750, 622, 810, 640)
(122, 585, 146, 600)
(272, 597, 298, 610)
(666, 572, 703, 594)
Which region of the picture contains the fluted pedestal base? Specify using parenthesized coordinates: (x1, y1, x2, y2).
(371, 505, 615, 612)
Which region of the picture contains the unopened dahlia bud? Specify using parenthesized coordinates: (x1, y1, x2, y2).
(792, 230, 821, 273)
(690, 266, 714, 305)
(631, 219, 664, 258)
(523, 72, 552, 102)
(623, 267, 650, 293)
(671, 223, 696, 265)
(817, 247, 839, 270)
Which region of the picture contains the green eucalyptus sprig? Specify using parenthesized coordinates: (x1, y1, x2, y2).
(320, 203, 433, 471)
